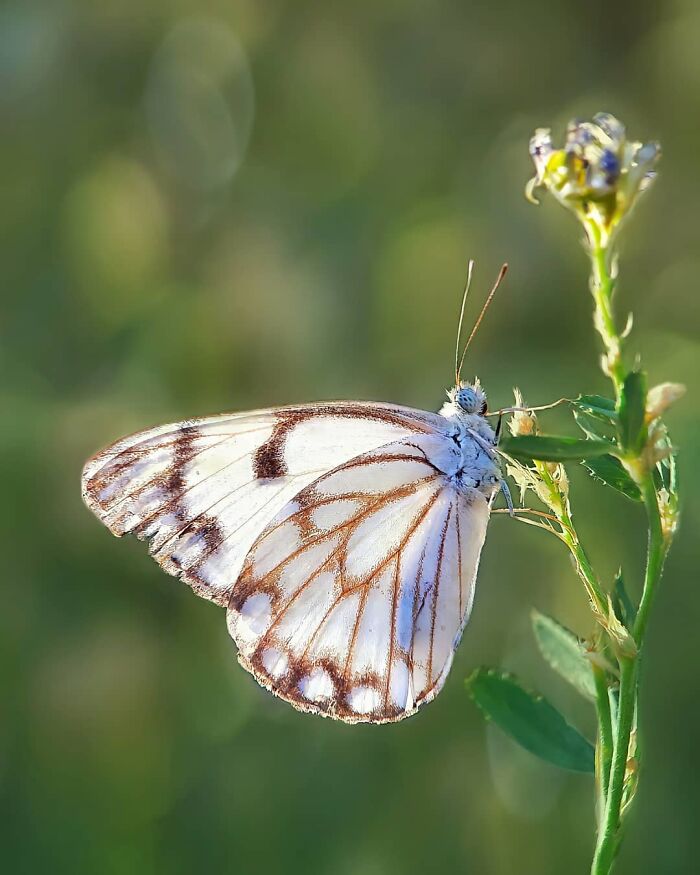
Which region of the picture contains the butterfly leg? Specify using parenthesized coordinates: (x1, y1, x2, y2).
(494, 412, 503, 442)
(500, 479, 514, 517)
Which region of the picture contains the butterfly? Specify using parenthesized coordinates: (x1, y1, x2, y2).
(81, 264, 511, 723)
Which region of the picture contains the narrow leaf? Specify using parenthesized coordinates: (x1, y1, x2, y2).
(573, 408, 613, 441)
(668, 446, 680, 497)
(531, 610, 596, 700)
(573, 394, 617, 423)
(612, 570, 636, 628)
(500, 434, 611, 463)
(617, 371, 648, 452)
(654, 433, 680, 500)
(581, 455, 642, 501)
(466, 668, 595, 773)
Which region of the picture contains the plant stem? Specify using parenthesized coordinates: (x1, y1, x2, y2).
(586, 224, 626, 397)
(593, 664, 613, 808)
(590, 466, 668, 875)
(585, 230, 673, 874)
(587, 227, 635, 875)
(591, 657, 637, 875)
(633, 471, 667, 647)
(553, 492, 607, 615)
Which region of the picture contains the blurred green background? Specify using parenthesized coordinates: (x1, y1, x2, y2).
(2, 1, 698, 873)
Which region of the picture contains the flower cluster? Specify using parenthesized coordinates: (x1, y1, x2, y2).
(526, 113, 661, 241)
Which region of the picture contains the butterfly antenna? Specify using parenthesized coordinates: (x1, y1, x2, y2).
(456, 262, 508, 383)
(454, 260, 475, 385)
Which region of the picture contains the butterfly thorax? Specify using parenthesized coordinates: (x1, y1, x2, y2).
(436, 380, 501, 500)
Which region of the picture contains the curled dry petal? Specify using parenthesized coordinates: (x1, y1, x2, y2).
(646, 382, 686, 421)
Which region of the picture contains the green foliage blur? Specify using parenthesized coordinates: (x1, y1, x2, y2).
(3, 2, 698, 873)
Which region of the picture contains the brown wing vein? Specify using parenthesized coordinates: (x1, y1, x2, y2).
(257, 482, 443, 658)
(87, 424, 271, 506)
(341, 572, 373, 682)
(134, 438, 275, 535)
(154, 467, 328, 560)
(383, 551, 402, 708)
(341, 489, 443, 688)
(426, 501, 453, 686)
(248, 463, 439, 586)
(298, 589, 350, 664)
(407, 540, 429, 679)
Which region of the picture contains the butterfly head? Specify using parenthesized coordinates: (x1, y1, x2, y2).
(445, 380, 488, 417)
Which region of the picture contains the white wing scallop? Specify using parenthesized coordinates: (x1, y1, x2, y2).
(227, 433, 491, 723)
(81, 402, 447, 606)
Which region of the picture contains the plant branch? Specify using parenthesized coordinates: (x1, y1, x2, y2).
(586, 222, 626, 398)
(633, 471, 667, 647)
(540, 468, 607, 616)
(593, 663, 613, 810)
(591, 657, 637, 875)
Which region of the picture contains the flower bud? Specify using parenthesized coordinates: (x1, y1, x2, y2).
(526, 113, 661, 240)
(646, 382, 686, 421)
(508, 388, 537, 437)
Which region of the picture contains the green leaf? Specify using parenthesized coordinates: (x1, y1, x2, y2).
(531, 610, 596, 701)
(612, 570, 636, 628)
(572, 395, 617, 443)
(654, 432, 680, 498)
(581, 454, 642, 501)
(668, 446, 680, 497)
(573, 408, 612, 441)
(617, 371, 648, 453)
(466, 668, 595, 773)
(572, 394, 617, 423)
(500, 434, 611, 463)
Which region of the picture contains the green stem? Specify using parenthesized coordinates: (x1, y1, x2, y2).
(535, 458, 606, 611)
(633, 472, 667, 647)
(587, 224, 626, 397)
(554, 493, 607, 614)
(590, 469, 669, 875)
(586, 439, 667, 875)
(591, 657, 637, 875)
(586, 227, 639, 875)
(593, 664, 614, 808)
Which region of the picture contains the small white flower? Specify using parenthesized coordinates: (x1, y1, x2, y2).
(527, 113, 661, 239)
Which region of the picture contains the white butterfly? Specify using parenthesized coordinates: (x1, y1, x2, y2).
(81, 265, 510, 723)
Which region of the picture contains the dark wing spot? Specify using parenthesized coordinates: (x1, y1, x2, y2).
(253, 438, 287, 479)
(252, 403, 435, 482)
(163, 425, 200, 522)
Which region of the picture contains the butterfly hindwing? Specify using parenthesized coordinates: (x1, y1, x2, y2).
(227, 433, 491, 723)
(81, 403, 444, 606)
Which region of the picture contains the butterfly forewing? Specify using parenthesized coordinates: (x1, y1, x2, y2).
(227, 434, 490, 723)
(81, 403, 445, 606)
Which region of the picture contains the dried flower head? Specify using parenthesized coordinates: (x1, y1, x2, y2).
(526, 113, 661, 242)
(505, 390, 569, 510)
(657, 487, 680, 543)
(508, 387, 537, 437)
